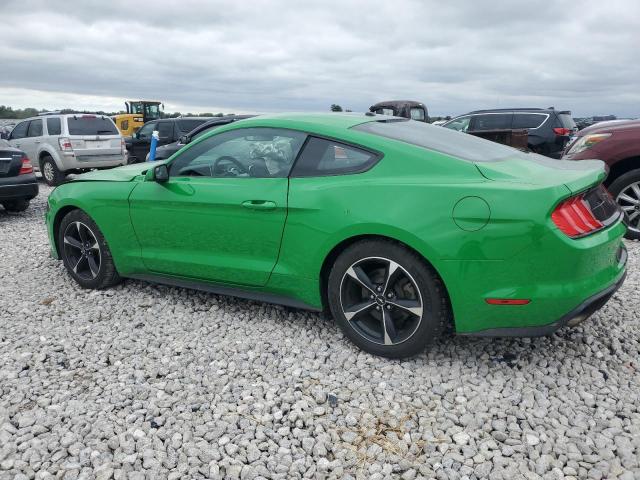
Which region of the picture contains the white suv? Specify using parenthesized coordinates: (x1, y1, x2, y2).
(8, 113, 126, 186)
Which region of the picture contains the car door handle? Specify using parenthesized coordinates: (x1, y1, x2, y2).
(34, 140, 41, 144)
(241, 200, 277, 210)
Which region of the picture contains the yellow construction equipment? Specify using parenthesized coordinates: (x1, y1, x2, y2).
(112, 100, 163, 136)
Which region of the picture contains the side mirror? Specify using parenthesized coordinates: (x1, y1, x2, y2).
(154, 164, 169, 183)
(178, 135, 189, 144)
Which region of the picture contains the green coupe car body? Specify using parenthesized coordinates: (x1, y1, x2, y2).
(46, 113, 627, 337)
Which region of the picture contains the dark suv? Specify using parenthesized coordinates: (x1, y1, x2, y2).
(125, 117, 211, 163)
(443, 108, 577, 158)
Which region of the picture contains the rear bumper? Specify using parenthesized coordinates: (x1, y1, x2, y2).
(60, 153, 126, 171)
(462, 244, 627, 337)
(0, 174, 39, 200)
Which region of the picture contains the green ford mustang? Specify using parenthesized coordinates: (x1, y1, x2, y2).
(46, 113, 628, 357)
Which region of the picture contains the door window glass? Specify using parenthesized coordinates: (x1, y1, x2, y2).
(291, 137, 379, 177)
(443, 116, 471, 132)
(27, 119, 43, 137)
(46, 117, 62, 135)
(470, 114, 512, 131)
(410, 108, 426, 121)
(137, 122, 156, 139)
(170, 128, 306, 179)
(157, 122, 174, 139)
(512, 113, 547, 129)
(10, 121, 29, 139)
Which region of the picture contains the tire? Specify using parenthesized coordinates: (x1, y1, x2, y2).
(327, 240, 451, 358)
(57, 209, 121, 289)
(2, 199, 29, 212)
(608, 169, 640, 240)
(41, 155, 65, 186)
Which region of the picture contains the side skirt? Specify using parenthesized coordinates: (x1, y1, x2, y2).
(127, 273, 322, 312)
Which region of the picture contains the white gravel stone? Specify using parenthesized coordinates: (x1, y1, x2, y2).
(0, 184, 639, 478)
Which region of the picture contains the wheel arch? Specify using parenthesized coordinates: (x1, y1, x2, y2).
(605, 156, 640, 187)
(318, 233, 453, 328)
(38, 148, 61, 170)
(51, 205, 82, 257)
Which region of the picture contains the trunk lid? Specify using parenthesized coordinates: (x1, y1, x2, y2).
(0, 145, 24, 178)
(475, 154, 606, 194)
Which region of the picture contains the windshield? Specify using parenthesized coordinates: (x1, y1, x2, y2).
(353, 120, 525, 162)
(145, 103, 161, 120)
(67, 116, 119, 136)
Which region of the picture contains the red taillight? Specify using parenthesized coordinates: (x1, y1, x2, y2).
(486, 298, 531, 305)
(552, 194, 603, 238)
(19, 156, 33, 175)
(58, 137, 73, 151)
(553, 127, 572, 136)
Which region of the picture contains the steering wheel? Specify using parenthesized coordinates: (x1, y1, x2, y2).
(212, 156, 247, 176)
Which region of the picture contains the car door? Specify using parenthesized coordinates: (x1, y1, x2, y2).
(156, 120, 175, 146)
(8, 120, 30, 156)
(131, 121, 156, 160)
(23, 119, 44, 162)
(128, 127, 307, 286)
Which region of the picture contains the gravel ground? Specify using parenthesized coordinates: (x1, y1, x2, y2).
(1, 183, 639, 480)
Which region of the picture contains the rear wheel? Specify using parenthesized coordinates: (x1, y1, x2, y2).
(609, 169, 640, 240)
(41, 155, 65, 186)
(2, 199, 29, 212)
(58, 210, 121, 289)
(327, 240, 451, 358)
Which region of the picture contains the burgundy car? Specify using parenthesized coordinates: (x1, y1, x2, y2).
(563, 119, 640, 240)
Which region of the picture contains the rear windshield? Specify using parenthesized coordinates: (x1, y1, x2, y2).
(66, 116, 119, 136)
(558, 113, 576, 129)
(177, 119, 207, 133)
(353, 120, 524, 162)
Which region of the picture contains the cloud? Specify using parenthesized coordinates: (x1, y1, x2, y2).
(0, 0, 638, 117)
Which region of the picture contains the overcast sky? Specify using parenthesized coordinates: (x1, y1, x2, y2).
(0, 0, 638, 117)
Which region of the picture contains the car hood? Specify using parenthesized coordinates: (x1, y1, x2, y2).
(475, 154, 606, 194)
(72, 163, 151, 182)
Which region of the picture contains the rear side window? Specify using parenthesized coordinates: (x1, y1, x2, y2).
(512, 113, 547, 129)
(177, 119, 207, 133)
(291, 137, 379, 177)
(373, 108, 395, 116)
(470, 114, 512, 131)
(557, 113, 576, 130)
(27, 119, 43, 137)
(10, 121, 28, 139)
(157, 122, 174, 139)
(353, 120, 524, 162)
(410, 108, 426, 121)
(66, 116, 118, 135)
(46, 117, 61, 135)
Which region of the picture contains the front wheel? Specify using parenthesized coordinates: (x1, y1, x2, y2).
(58, 209, 121, 289)
(608, 170, 640, 240)
(327, 240, 451, 358)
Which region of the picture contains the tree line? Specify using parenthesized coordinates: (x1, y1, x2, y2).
(0, 105, 229, 120)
